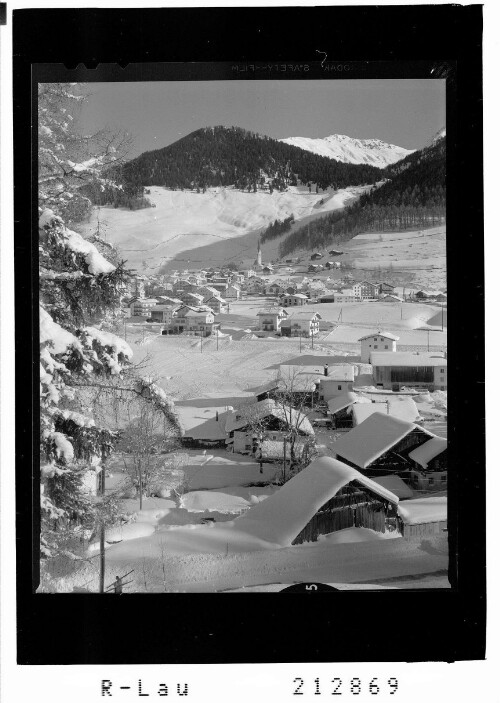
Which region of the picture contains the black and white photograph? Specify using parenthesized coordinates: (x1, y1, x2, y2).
(37, 75, 450, 594)
(7, 3, 487, 677)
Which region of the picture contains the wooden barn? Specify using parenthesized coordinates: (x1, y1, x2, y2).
(232, 456, 399, 546)
(332, 412, 435, 478)
(396, 495, 447, 541)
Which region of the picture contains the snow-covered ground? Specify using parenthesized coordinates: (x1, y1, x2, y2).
(78, 184, 367, 273)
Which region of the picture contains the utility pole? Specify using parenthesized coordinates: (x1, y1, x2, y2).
(282, 436, 287, 483)
(299, 333, 302, 353)
(99, 467, 106, 594)
(427, 329, 430, 352)
(200, 332, 203, 353)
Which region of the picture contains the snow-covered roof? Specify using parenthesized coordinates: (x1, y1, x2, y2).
(257, 307, 287, 316)
(232, 456, 399, 546)
(182, 413, 229, 441)
(327, 392, 365, 415)
(381, 295, 404, 302)
(408, 437, 447, 468)
(352, 397, 420, 426)
(333, 412, 435, 468)
(184, 308, 213, 318)
(358, 331, 400, 342)
(324, 365, 355, 382)
(282, 293, 309, 299)
(370, 351, 447, 367)
(397, 496, 447, 525)
(225, 399, 314, 436)
(371, 475, 414, 499)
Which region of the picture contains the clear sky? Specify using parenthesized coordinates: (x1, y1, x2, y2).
(78, 79, 445, 158)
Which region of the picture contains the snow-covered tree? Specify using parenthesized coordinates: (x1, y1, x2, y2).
(38, 84, 175, 558)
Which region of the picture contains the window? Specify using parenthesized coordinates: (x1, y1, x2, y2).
(384, 345, 389, 349)
(441, 475, 447, 482)
(338, 385, 342, 391)
(440, 368, 445, 373)
(428, 478, 434, 485)
(374, 345, 378, 349)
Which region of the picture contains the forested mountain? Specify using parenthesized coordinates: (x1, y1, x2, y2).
(105, 126, 383, 195)
(278, 136, 446, 257)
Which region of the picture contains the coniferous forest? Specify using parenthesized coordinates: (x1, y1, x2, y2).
(107, 126, 383, 194)
(278, 136, 446, 257)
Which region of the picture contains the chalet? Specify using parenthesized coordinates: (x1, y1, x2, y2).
(233, 456, 399, 545)
(204, 296, 228, 314)
(225, 284, 242, 300)
(257, 307, 288, 332)
(318, 293, 337, 303)
(332, 412, 435, 479)
(280, 293, 309, 307)
(210, 282, 229, 294)
(371, 351, 447, 391)
(353, 281, 379, 300)
(350, 397, 420, 427)
(358, 331, 399, 363)
(325, 261, 341, 269)
(230, 273, 245, 285)
(280, 311, 321, 337)
(407, 436, 447, 490)
(327, 392, 372, 429)
(318, 365, 355, 401)
(178, 291, 205, 306)
(334, 289, 356, 303)
(129, 297, 159, 317)
(169, 307, 216, 336)
(266, 282, 286, 296)
(378, 282, 396, 296)
(310, 252, 323, 260)
(181, 411, 229, 448)
(308, 264, 320, 273)
(397, 495, 447, 542)
(150, 304, 178, 324)
(415, 289, 445, 300)
(225, 398, 314, 455)
(195, 285, 219, 299)
(328, 249, 344, 256)
(380, 294, 404, 303)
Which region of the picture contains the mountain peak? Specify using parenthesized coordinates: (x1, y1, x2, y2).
(279, 133, 414, 168)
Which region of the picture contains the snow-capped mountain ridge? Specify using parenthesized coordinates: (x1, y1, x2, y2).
(279, 133, 415, 168)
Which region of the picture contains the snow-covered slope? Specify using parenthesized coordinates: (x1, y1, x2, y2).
(426, 126, 446, 147)
(78, 184, 369, 272)
(279, 134, 414, 168)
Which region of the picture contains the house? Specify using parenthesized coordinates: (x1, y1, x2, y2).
(378, 282, 396, 296)
(209, 282, 229, 294)
(204, 296, 228, 314)
(325, 261, 341, 270)
(407, 436, 447, 490)
(169, 307, 216, 336)
(178, 291, 205, 306)
(310, 252, 323, 260)
(397, 495, 447, 541)
(181, 410, 229, 448)
(371, 351, 447, 391)
(318, 365, 355, 401)
(280, 293, 309, 307)
(328, 249, 344, 256)
(225, 398, 314, 455)
(332, 412, 435, 479)
(353, 281, 379, 300)
(380, 294, 404, 303)
(434, 293, 447, 302)
(308, 264, 321, 273)
(150, 304, 178, 324)
(358, 331, 399, 363)
(415, 289, 445, 300)
(129, 297, 159, 317)
(230, 273, 245, 285)
(350, 397, 420, 427)
(225, 283, 241, 300)
(257, 307, 288, 332)
(155, 295, 183, 306)
(334, 289, 357, 303)
(233, 456, 399, 546)
(266, 282, 286, 297)
(318, 292, 337, 303)
(262, 265, 274, 275)
(327, 392, 372, 429)
(280, 311, 321, 337)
